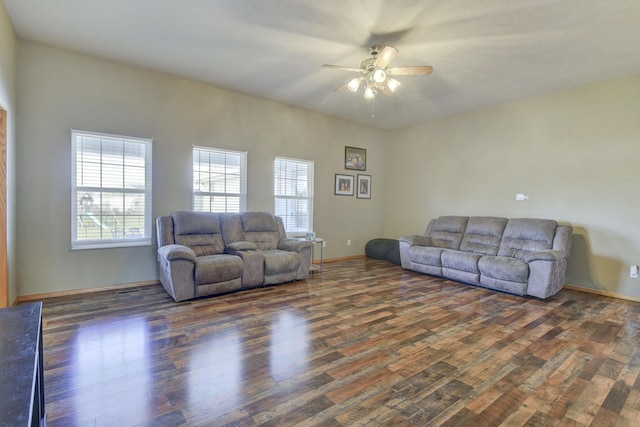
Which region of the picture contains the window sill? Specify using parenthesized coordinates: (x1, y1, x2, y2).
(71, 239, 152, 250)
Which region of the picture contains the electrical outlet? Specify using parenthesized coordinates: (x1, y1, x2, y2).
(322, 240, 326, 248)
(347, 239, 351, 246)
(631, 265, 639, 278)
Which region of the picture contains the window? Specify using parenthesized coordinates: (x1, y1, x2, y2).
(72, 130, 152, 249)
(274, 157, 314, 235)
(193, 146, 247, 212)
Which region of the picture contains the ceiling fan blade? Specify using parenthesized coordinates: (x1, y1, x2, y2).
(322, 64, 362, 73)
(334, 82, 350, 92)
(373, 45, 398, 68)
(381, 85, 393, 96)
(387, 66, 433, 76)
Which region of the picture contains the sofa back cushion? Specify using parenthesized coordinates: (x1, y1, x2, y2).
(239, 212, 280, 250)
(172, 211, 225, 256)
(498, 218, 557, 258)
(460, 217, 508, 255)
(428, 216, 469, 250)
(156, 216, 175, 247)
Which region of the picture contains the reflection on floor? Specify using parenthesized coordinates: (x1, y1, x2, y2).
(41, 258, 640, 426)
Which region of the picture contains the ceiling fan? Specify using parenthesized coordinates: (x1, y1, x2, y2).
(322, 45, 433, 99)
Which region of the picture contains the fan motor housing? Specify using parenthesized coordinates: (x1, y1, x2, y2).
(360, 45, 386, 73)
(360, 58, 376, 73)
(369, 45, 382, 56)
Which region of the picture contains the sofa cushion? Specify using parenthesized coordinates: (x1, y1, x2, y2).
(498, 218, 557, 259)
(429, 216, 468, 249)
(241, 211, 278, 232)
(172, 211, 225, 256)
(478, 256, 529, 283)
(262, 250, 300, 275)
(219, 213, 245, 244)
(194, 254, 244, 286)
(409, 246, 444, 266)
(441, 250, 481, 273)
(460, 217, 508, 255)
(479, 276, 527, 296)
(240, 212, 280, 250)
(244, 232, 280, 250)
(443, 268, 480, 285)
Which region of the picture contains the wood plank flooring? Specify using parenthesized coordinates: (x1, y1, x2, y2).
(39, 258, 640, 426)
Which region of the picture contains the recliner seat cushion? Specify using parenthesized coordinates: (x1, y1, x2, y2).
(409, 246, 444, 266)
(441, 250, 481, 273)
(195, 254, 244, 285)
(262, 250, 301, 275)
(478, 256, 529, 283)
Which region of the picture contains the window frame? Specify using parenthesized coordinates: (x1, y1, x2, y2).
(274, 156, 314, 236)
(192, 146, 247, 213)
(71, 129, 153, 250)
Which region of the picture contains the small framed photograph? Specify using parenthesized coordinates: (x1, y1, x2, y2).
(334, 174, 354, 196)
(357, 174, 371, 199)
(345, 146, 366, 171)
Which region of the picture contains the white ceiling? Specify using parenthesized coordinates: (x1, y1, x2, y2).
(5, 0, 640, 130)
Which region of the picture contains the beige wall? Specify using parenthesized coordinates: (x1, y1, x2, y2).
(13, 37, 640, 300)
(16, 41, 385, 296)
(0, 2, 18, 304)
(384, 74, 640, 298)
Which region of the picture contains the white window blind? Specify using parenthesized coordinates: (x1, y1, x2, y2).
(274, 156, 314, 235)
(193, 146, 247, 212)
(72, 130, 152, 249)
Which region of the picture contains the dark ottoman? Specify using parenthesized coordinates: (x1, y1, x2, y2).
(365, 238, 401, 265)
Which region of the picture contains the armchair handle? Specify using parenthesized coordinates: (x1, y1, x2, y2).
(158, 244, 196, 262)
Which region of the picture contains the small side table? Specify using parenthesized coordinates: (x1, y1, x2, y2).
(305, 238, 324, 273)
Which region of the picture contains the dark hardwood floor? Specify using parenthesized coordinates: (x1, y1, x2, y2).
(39, 258, 640, 426)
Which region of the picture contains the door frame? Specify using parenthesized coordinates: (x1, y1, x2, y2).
(0, 109, 8, 307)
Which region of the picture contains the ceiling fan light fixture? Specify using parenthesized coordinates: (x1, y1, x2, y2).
(364, 86, 375, 99)
(387, 78, 401, 92)
(373, 68, 386, 83)
(323, 45, 431, 101)
(347, 78, 361, 92)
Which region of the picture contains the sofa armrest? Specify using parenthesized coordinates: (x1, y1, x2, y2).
(156, 244, 196, 302)
(527, 255, 569, 299)
(278, 238, 313, 253)
(518, 250, 565, 263)
(278, 238, 313, 281)
(553, 225, 573, 257)
(158, 244, 196, 262)
(399, 234, 431, 247)
(225, 241, 259, 255)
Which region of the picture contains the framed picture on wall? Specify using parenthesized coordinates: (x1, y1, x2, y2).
(334, 174, 354, 196)
(357, 174, 371, 199)
(345, 146, 366, 171)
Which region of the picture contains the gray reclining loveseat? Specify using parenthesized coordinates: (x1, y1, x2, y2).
(156, 211, 313, 302)
(399, 216, 573, 299)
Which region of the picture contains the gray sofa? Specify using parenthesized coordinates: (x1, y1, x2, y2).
(399, 216, 573, 299)
(156, 211, 313, 302)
